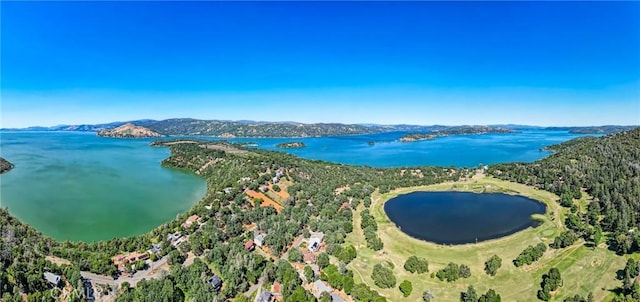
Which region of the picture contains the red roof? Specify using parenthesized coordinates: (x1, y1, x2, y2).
(244, 239, 255, 249)
(272, 282, 282, 294)
(303, 250, 317, 263)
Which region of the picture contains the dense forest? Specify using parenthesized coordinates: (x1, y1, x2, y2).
(489, 128, 640, 254)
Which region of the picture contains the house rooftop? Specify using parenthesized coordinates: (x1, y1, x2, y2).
(303, 250, 317, 263)
(271, 282, 282, 296)
(43, 272, 61, 286)
(182, 214, 200, 228)
(313, 280, 332, 296)
(331, 293, 346, 302)
(256, 290, 272, 302)
(244, 239, 255, 250)
(208, 275, 222, 290)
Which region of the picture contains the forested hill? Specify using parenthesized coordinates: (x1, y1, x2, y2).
(488, 128, 640, 253)
(145, 118, 383, 137)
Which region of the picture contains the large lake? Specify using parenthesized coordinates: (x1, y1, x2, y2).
(0, 132, 206, 242)
(228, 130, 589, 167)
(0, 130, 587, 242)
(384, 191, 546, 244)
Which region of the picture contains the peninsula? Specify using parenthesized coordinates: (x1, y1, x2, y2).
(0, 157, 14, 174)
(97, 123, 164, 138)
(399, 126, 516, 142)
(276, 141, 306, 149)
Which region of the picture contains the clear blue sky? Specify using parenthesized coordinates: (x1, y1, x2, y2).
(2, 1, 639, 127)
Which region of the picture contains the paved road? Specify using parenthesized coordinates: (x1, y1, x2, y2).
(81, 256, 169, 301)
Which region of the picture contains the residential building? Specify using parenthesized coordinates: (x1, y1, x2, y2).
(208, 275, 222, 291)
(311, 280, 333, 298)
(303, 250, 317, 263)
(271, 282, 282, 297)
(43, 272, 61, 287)
(167, 232, 182, 242)
(331, 293, 346, 302)
(256, 290, 272, 302)
(254, 233, 266, 247)
(182, 214, 200, 228)
(308, 232, 325, 252)
(148, 243, 162, 254)
(244, 239, 255, 251)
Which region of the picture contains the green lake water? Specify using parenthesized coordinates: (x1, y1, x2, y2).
(0, 132, 206, 242)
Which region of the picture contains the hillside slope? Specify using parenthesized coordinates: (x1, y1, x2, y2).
(489, 128, 640, 252)
(97, 123, 164, 138)
(145, 118, 382, 137)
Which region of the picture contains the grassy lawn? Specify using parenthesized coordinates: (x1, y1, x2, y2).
(345, 176, 626, 302)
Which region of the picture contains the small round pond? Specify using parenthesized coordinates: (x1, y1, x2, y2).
(384, 191, 546, 245)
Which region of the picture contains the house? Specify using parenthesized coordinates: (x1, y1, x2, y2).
(271, 282, 282, 297)
(259, 186, 269, 193)
(137, 253, 150, 261)
(308, 232, 325, 252)
(331, 293, 346, 302)
(302, 250, 317, 263)
(148, 243, 162, 254)
(208, 275, 222, 291)
(272, 176, 280, 184)
(167, 232, 182, 242)
(244, 239, 255, 251)
(311, 280, 333, 298)
(256, 290, 272, 302)
(182, 214, 200, 228)
(43, 272, 61, 287)
(254, 233, 266, 247)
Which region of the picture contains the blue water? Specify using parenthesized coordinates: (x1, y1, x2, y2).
(228, 130, 591, 167)
(384, 191, 546, 244)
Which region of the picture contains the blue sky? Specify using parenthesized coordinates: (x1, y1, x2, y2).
(2, 1, 639, 127)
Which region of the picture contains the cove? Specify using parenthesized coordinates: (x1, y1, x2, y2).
(384, 191, 546, 244)
(0, 132, 206, 242)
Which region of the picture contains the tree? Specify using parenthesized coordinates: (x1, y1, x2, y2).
(436, 263, 461, 282)
(304, 265, 315, 283)
(167, 250, 185, 266)
(288, 248, 303, 263)
(538, 267, 562, 301)
(625, 258, 639, 277)
(404, 256, 429, 274)
(317, 253, 330, 269)
(338, 245, 357, 264)
(371, 264, 396, 289)
(478, 289, 501, 302)
(399, 280, 413, 297)
(460, 285, 478, 302)
(459, 264, 471, 278)
(422, 290, 435, 302)
(484, 255, 502, 276)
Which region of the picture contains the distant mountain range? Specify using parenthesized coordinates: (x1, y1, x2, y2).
(1, 119, 637, 138)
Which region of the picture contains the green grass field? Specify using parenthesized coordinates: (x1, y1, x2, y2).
(345, 176, 626, 301)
